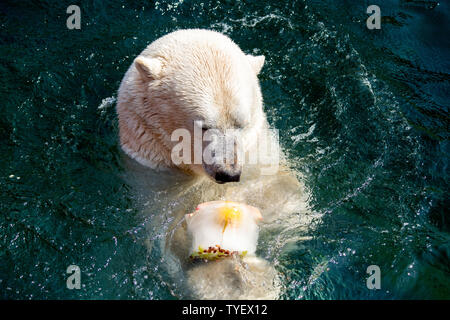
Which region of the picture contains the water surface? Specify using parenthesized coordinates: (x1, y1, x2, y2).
(0, 0, 449, 299)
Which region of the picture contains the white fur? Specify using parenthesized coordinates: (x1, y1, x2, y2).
(117, 29, 268, 174)
(117, 29, 312, 300)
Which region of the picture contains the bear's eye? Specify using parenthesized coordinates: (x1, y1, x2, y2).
(231, 117, 246, 130)
(234, 122, 246, 130)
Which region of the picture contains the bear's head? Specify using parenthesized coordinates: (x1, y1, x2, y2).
(120, 30, 266, 183)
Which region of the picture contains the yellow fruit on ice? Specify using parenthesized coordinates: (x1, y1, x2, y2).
(218, 204, 242, 233)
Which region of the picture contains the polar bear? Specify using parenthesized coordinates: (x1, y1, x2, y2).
(117, 29, 269, 183)
(116, 29, 311, 299)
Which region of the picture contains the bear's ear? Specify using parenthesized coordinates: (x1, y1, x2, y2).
(134, 56, 163, 81)
(247, 55, 265, 75)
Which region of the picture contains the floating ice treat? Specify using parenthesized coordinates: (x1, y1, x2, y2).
(186, 201, 262, 260)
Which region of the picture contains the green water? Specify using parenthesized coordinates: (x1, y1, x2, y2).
(1, 0, 449, 299)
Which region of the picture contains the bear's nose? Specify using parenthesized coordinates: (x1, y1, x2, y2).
(214, 171, 241, 184)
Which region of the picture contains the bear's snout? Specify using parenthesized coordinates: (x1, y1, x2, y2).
(203, 161, 242, 184)
(214, 170, 241, 184)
